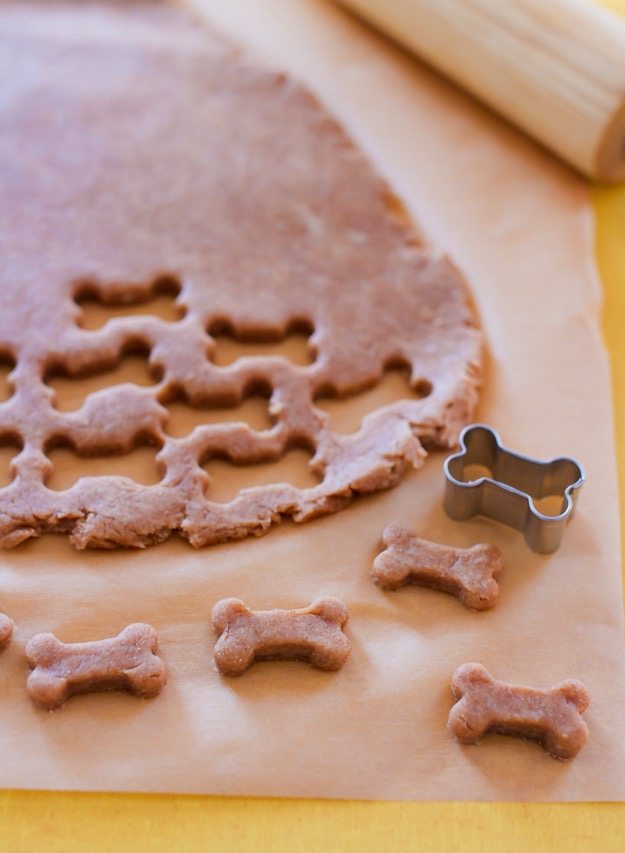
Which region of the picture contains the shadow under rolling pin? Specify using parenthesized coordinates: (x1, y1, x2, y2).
(336, 0, 625, 181)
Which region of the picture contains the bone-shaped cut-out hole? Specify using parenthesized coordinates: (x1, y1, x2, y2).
(0, 353, 16, 403)
(46, 443, 162, 490)
(0, 447, 18, 489)
(163, 394, 272, 438)
(74, 277, 185, 330)
(45, 349, 161, 412)
(204, 448, 319, 503)
(315, 366, 431, 434)
(208, 319, 315, 366)
(0, 435, 21, 488)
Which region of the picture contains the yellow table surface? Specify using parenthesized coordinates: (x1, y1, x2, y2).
(3, 6, 625, 851)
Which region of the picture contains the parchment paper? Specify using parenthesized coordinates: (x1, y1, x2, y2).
(1, 0, 625, 800)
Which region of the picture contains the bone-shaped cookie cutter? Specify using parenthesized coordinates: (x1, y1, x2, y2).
(443, 424, 585, 553)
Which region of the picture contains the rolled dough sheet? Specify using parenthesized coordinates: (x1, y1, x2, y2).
(0, 0, 624, 800)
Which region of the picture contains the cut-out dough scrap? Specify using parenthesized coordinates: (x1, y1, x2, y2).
(25, 623, 167, 710)
(0, 0, 481, 549)
(212, 597, 350, 676)
(0, 612, 13, 649)
(372, 524, 503, 610)
(448, 663, 590, 760)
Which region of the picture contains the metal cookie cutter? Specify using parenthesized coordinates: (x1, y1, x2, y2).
(443, 424, 585, 554)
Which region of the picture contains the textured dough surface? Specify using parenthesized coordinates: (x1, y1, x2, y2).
(0, 612, 13, 650)
(0, 0, 481, 550)
(448, 663, 590, 760)
(211, 597, 350, 675)
(25, 623, 167, 710)
(372, 523, 502, 609)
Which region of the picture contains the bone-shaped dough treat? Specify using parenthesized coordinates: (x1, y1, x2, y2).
(448, 663, 590, 759)
(26, 623, 167, 710)
(212, 597, 351, 676)
(372, 524, 503, 610)
(0, 612, 13, 650)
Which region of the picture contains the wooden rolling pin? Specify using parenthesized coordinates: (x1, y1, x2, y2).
(337, 0, 625, 180)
